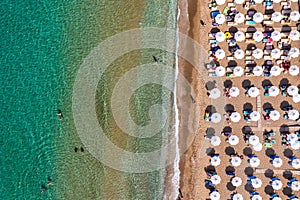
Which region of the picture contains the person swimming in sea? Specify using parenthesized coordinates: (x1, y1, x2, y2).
(40, 185, 48, 193)
(47, 177, 53, 186)
(57, 109, 63, 121)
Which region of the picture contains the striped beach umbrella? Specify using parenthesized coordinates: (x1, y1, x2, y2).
(288, 110, 299, 120)
(253, 143, 263, 152)
(249, 135, 260, 145)
(228, 135, 239, 146)
(211, 174, 221, 185)
(211, 113, 222, 123)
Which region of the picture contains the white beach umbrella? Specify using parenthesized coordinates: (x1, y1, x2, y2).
(291, 141, 300, 150)
(269, 86, 280, 97)
(290, 30, 300, 41)
(249, 111, 260, 121)
(230, 112, 241, 122)
(253, 66, 263, 76)
(216, 0, 226, 5)
(287, 133, 298, 143)
(252, 49, 263, 59)
(249, 135, 260, 145)
(253, 31, 264, 42)
(253, 143, 263, 152)
(254, 0, 264, 3)
(210, 191, 221, 200)
(251, 195, 262, 200)
(289, 65, 299, 76)
(253, 12, 263, 23)
(215, 14, 226, 25)
(252, 178, 262, 188)
(231, 156, 242, 167)
(270, 66, 282, 77)
(270, 110, 280, 121)
(216, 32, 225, 42)
(248, 87, 260, 97)
(293, 94, 300, 103)
(231, 176, 242, 187)
(290, 11, 300, 22)
(211, 174, 221, 185)
(288, 85, 299, 96)
(271, 12, 282, 22)
(234, 31, 245, 42)
(292, 158, 300, 169)
(291, 181, 300, 191)
(272, 180, 283, 190)
(215, 49, 226, 60)
(232, 193, 243, 200)
(272, 157, 283, 168)
(211, 113, 222, 123)
(211, 136, 221, 146)
(235, 13, 245, 24)
(229, 87, 240, 97)
(249, 157, 260, 167)
(211, 155, 221, 166)
(209, 88, 221, 99)
(228, 135, 239, 145)
(271, 49, 281, 59)
(271, 31, 282, 41)
(233, 66, 244, 76)
(288, 110, 300, 120)
(289, 47, 300, 58)
(234, 50, 245, 60)
(215, 66, 226, 76)
(235, 0, 245, 4)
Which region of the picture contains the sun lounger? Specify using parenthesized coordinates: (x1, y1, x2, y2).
(245, 56, 252, 60)
(264, 55, 271, 60)
(246, 39, 255, 43)
(281, 1, 289, 6)
(263, 21, 273, 25)
(245, 50, 252, 56)
(264, 15, 271, 20)
(227, 22, 236, 26)
(246, 20, 255, 25)
(227, 56, 234, 61)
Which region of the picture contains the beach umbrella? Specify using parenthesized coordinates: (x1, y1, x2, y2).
(234, 31, 245, 42)
(231, 156, 242, 167)
(291, 181, 300, 191)
(290, 30, 300, 41)
(252, 49, 263, 59)
(253, 143, 263, 152)
(271, 49, 281, 59)
(228, 135, 239, 145)
(232, 193, 243, 200)
(269, 86, 280, 97)
(287, 133, 298, 143)
(249, 111, 260, 121)
(216, 0, 226, 5)
(211, 136, 221, 146)
(215, 14, 226, 25)
(291, 141, 300, 150)
(288, 110, 300, 120)
(253, 66, 263, 76)
(253, 31, 264, 42)
(249, 157, 260, 167)
(211, 113, 222, 123)
(272, 180, 283, 190)
(249, 135, 260, 145)
(292, 158, 300, 169)
(290, 11, 300, 22)
(215, 49, 226, 60)
(231, 176, 242, 187)
(252, 178, 262, 188)
(270, 110, 280, 121)
(215, 66, 226, 76)
(293, 94, 300, 103)
(211, 155, 221, 166)
(211, 174, 221, 185)
(229, 87, 240, 97)
(233, 66, 244, 76)
(235, 13, 245, 24)
(288, 85, 298, 96)
(210, 191, 221, 200)
(209, 88, 221, 99)
(289, 65, 299, 76)
(289, 47, 300, 58)
(272, 157, 283, 168)
(235, 0, 245, 4)
(270, 66, 282, 77)
(248, 87, 260, 97)
(271, 12, 282, 22)
(230, 112, 241, 122)
(253, 12, 263, 23)
(271, 31, 281, 41)
(216, 32, 225, 42)
(234, 50, 245, 60)
(251, 195, 262, 200)
(254, 0, 263, 3)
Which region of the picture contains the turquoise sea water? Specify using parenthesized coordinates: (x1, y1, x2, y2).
(0, 0, 177, 199)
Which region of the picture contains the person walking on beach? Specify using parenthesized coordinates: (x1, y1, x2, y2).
(200, 20, 206, 26)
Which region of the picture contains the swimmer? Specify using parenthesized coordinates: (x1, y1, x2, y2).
(57, 109, 63, 120)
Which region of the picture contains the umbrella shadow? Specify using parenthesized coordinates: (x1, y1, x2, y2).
(244, 167, 254, 176)
(264, 185, 274, 195)
(244, 184, 254, 192)
(280, 101, 290, 110)
(205, 165, 216, 173)
(265, 148, 276, 157)
(246, 26, 257, 33)
(283, 149, 294, 158)
(211, 28, 220, 33)
(243, 103, 253, 111)
(206, 148, 215, 156)
(206, 128, 215, 138)
(282, 187, 292, 195)
(206, 105, 217, 113)
(226, 182, 236, 191)
(206, 81, 217, 91)
(283, 170, 293, 179)
(243, 147, 253, 156)
(224, 80, 233, 88)
(262, 79, 272, 87)
(242, 79, 252, 89)
(280, 78, 290, 87)
(225, 104, 235, 113)
(246, 43, 256, 51)
(281, 25, 291, 33)
(280, 125, 289, 133)
(225, 146, 236, 156)
(229, 27, 238, 33)
(228, 61, 237, 67)
(226, 166, 235, 173)
(263, 103, 273, 111)
(223, 126, 232, 133)
(242, 126, 252, 134)
(264, 169, 274, 178)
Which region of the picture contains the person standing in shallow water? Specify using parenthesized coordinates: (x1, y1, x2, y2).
(57, 109, 63, 120)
